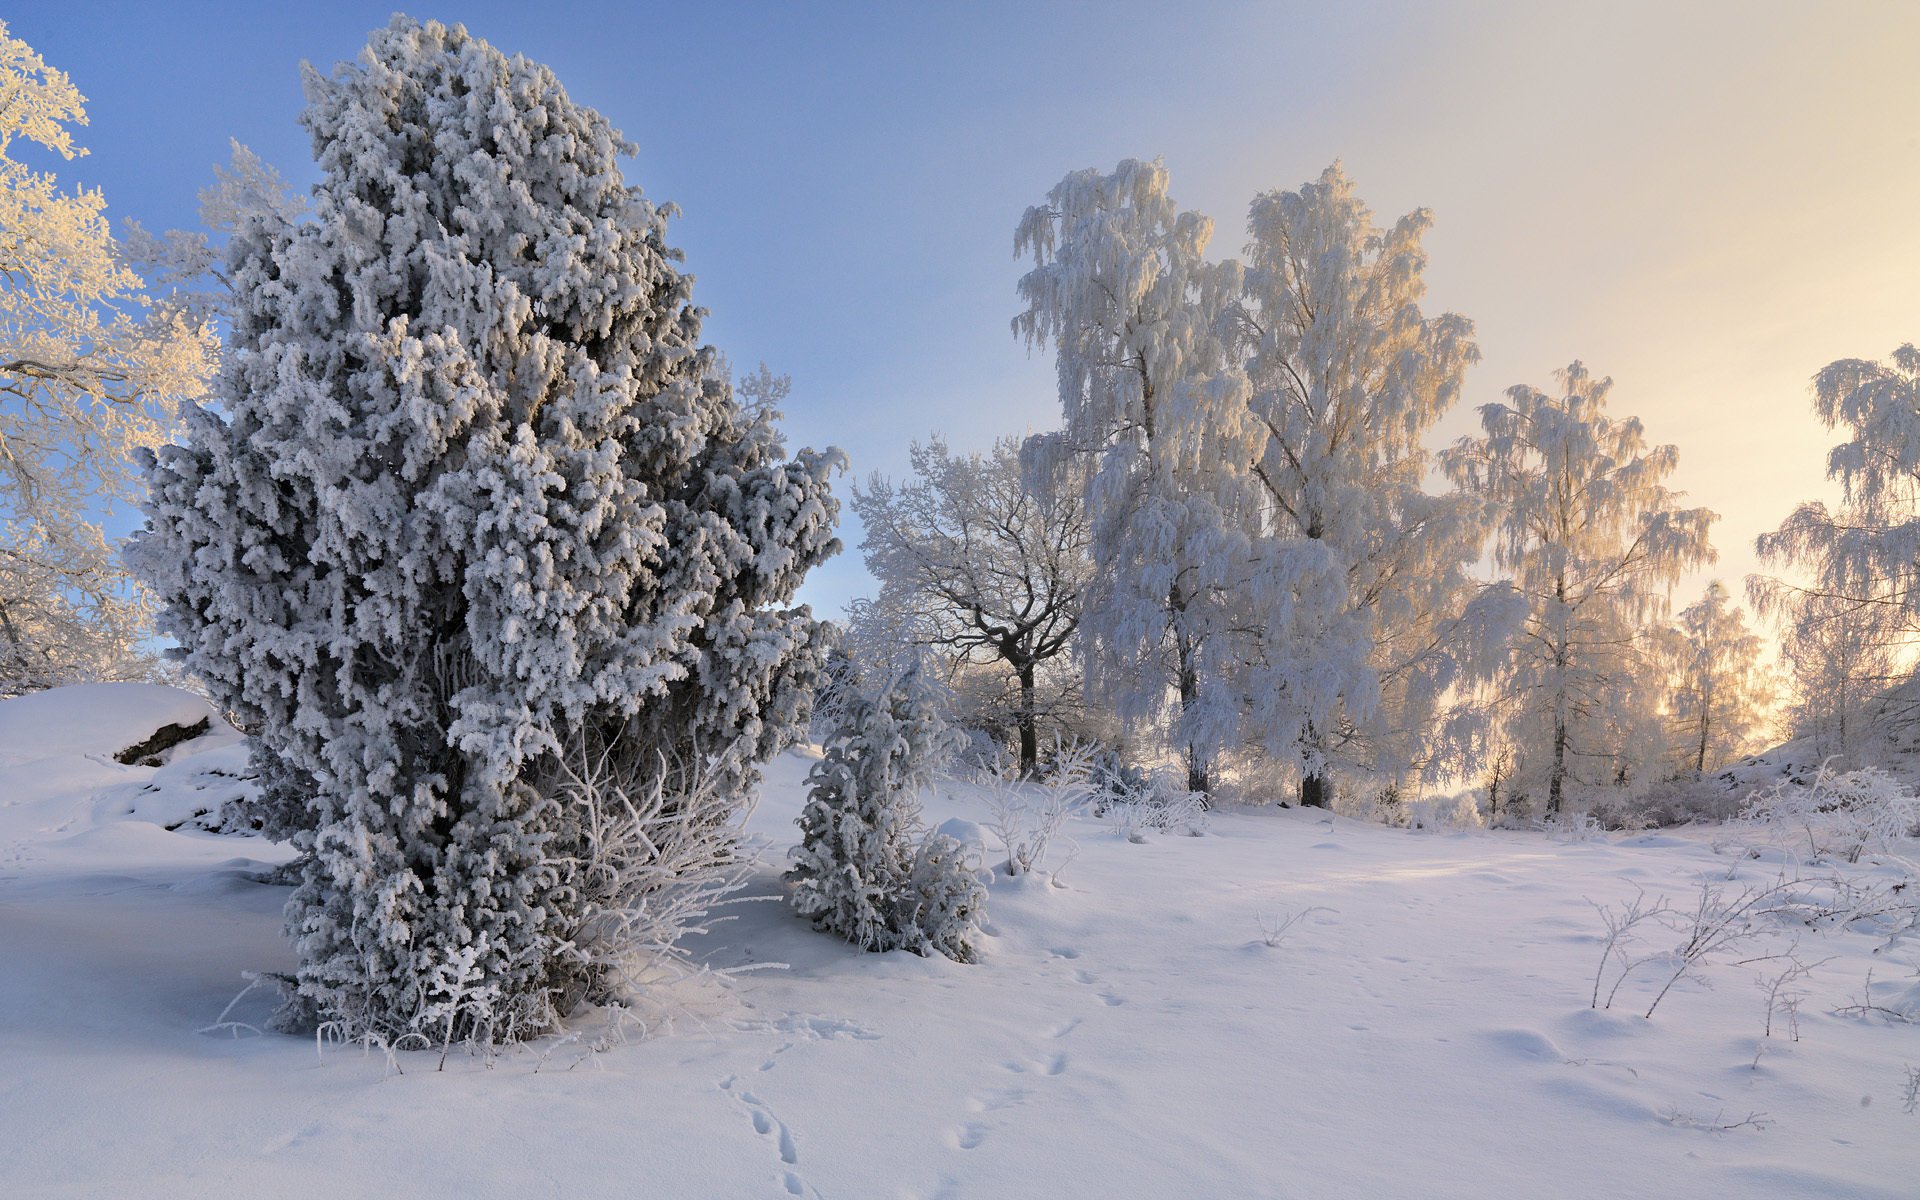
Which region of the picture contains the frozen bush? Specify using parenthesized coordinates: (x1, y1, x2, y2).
(982, 773, 1087, 874)
(899, 834, 988, 963)
(1740, 763, 1919, 864)
(1406, 792, 1484, 831)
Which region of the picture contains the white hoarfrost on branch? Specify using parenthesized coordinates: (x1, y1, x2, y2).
(0, 20, 215, 694)
(850, 436, 1091, 777)
(1444, 363, 1715, 814)
(1228, 163, 1517, 806)
(131, 17, 840, 1045)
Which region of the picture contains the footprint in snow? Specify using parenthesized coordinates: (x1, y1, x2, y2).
(966, 1085, 1031, 1114)
(1005, 1051, 1070, 1076)
(719, 1076, 813, 1194)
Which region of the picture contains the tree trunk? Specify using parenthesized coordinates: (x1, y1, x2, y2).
(1176, 638, 1209, 799)
(1300, 771, 1331, 809)
(1171, 585, 1210, 801)
(1298, 721, 1330, 808)
(1016, 660, 1039, 779)
(1548, 712, 1568, 815)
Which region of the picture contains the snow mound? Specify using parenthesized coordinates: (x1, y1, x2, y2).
(0, 683, 228, 768)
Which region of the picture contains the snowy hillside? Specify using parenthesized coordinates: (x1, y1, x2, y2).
(1, 685, 1914, 1199)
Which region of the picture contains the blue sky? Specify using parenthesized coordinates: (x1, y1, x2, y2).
(16, 2, 1920, 617)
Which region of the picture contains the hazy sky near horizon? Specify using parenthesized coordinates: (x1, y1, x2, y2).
(17, 1, 1919, 621)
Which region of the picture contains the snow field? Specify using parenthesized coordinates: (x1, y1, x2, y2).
(1, 690, 1914, 1198)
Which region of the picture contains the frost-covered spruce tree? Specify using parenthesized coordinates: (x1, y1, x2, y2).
(131, 18, 839, 1042)
(787, 665, 984, 962)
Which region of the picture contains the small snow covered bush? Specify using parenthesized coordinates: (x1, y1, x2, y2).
(1739, 763, 1919, 864)
(1085, 750, 1208, 840)
(900, 834, 988, 963)
(1114, 772, 1210, 841)
(1405, 792, 1483, 832)
(982, 772, 1086, 873)
(787, 667, 985, 962)
(1537, 810, 1606, 843)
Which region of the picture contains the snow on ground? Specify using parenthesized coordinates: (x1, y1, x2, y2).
(2, 686, 1914, 1199)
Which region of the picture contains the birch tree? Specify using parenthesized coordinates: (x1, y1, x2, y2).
(1015, 158, 1342, 796)
(1751, 341, 1920, 760)
(1444, 362, 1715, 812)
(1659, 581, 1772, 777)
(1772, 590, 1903, 761)
(1228, 163, 1515, 806)
(1756, 343, 1920, 633)
(0, 20, 214, 693)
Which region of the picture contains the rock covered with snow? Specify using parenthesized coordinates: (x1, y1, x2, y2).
(0, 683, 229, 768)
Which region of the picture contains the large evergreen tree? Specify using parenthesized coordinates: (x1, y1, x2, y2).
(133, 17, 839, 1043)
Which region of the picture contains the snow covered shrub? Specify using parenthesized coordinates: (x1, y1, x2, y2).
(899, 834, 988, 963)
(1112, 770, 1209, 841)
(787, 668, 983, 961)
(132, 18, 838, 1044)
(982, 774, 1084, 873)
(1078, 748, 1206, 837)
(546, 738, 762, 1018)
(1535, 809, 1606, 842)
(1087, 749, 1151, 813)
(1405, 791, 1483, 831)
(1739, 764, 1919, 864)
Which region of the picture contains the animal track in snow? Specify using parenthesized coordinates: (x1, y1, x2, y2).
(1005, 1051, 1069, 1076)
(966, 1085, 1030, 1114)
(719, 1074, 815, 1195)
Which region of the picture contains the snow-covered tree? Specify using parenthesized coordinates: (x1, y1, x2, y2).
(1756, 343, 1920, 638)
(1227, 163, 1514, 806)
(1750, 340, 1920, 761)
(851, 436, 1090, 776)
(0, 21, 215, 694)
(1658, 581, 1773, 777)
(787, 665, 984, 962)
(1016, 158, 1293, 796)
(132, 18, 839, 1043)
(1444, 363, 1715, 812)
(1771, 590, 1905, 762)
